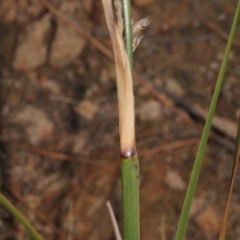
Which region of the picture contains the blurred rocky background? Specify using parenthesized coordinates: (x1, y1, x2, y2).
(0, 0, 240, 239)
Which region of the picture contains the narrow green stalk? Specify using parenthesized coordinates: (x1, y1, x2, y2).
(122, 0, 133, 69)
(174, 2, 240, 240)
(0, 193, 43, 240)
(121, 155, 140, 240)
(102, 1, 140, 239)
(121, 1, 140, 240)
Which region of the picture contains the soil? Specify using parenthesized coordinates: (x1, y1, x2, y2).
(0, 0, 240, 239)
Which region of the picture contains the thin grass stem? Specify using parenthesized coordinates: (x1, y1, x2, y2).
(102, 1, 140, 239)
(121, 1, 140, 239)
(0, 193, 43, 240)
(121, 156, 140, 240)
(122, 0, 133, 69)
(174, 2, 240, 240)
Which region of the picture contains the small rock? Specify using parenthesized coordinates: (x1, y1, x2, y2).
(165, 78, 185, 97)
(49, 25, 86, 67)
(99, 69, 110, 84)
(209, 61, 220, 71)
(189, 197, 206, 217)
(40, 79, 61, 93)
(195, 206, 221, 234)
(74, 100, 98, 120)
(0, 0, 17, 22)
(13, 14, 51, 70)
(26, 1, 44, 18)
(14, 105, 54, 144)
(138, 100, 161, 121)
(164, 170, 186, 191)
(72, 134, 86, 154)
(49, 0, 88, 67)
(133, 0, 155, 7)
(217, 13, 227, 21)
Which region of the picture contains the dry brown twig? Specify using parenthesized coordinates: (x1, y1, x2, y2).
(140, 137, 200, 157)
(13, 142, 104, 166)
(198, 15, 240, 48)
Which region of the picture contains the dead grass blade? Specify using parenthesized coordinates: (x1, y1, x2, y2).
(218, 116, 240, 240)
(106, 201, 122, 240)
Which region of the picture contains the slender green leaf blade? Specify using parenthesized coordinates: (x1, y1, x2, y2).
(174, 2, 240, 240)
(122, 0, 133, 69)
(0, 193, 43, 240)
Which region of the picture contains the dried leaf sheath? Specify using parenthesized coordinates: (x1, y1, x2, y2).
(102, 0, 135, 156)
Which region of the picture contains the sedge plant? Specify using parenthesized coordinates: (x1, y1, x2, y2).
(0, 1, 239, 240)
(102, 0, 240, 240)
(102, 0, 139, 239)
(174, 1, 240, 240)
(102, 0, 149, 239)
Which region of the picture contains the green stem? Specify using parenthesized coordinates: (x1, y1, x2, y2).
(0, 193, 43, 240)
(174, 1, 240, 240)
(121, 155, 140, 240)
(121, 1, 139, 239)
(122, 0, 133, 69)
